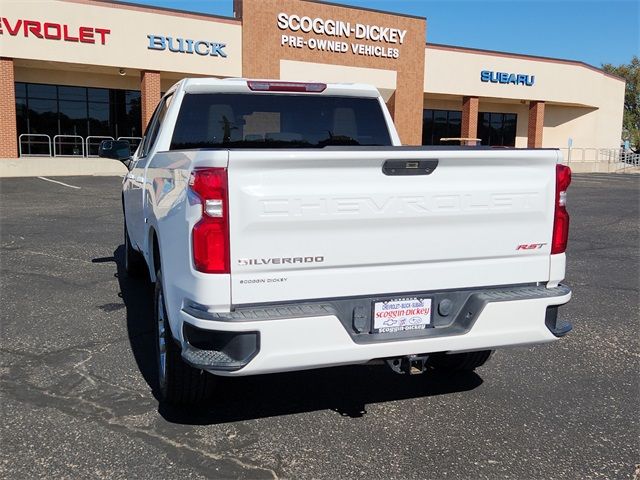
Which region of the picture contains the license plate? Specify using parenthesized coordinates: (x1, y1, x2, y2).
(372, 297, 432, 333)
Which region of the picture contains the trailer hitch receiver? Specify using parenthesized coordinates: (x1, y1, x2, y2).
(386, 354, 429, 375)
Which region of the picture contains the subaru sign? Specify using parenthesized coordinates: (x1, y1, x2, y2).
(481, 70, 535, 86)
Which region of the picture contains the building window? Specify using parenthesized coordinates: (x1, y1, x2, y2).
(15, 82, 141, 155)
(477, 112, 517, 147)
(422, 109, 462, 145)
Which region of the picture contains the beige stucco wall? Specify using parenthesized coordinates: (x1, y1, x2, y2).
(279, 60, 397, 100)
(0, 0, 242, 77)
(13, 61, 142, 90)
(543, 105, 598, 151)
(424, 46, 622, 106)
(13, 60, 204, 94)
(424, 46, 625, 149)
(422, 97, 461, 112)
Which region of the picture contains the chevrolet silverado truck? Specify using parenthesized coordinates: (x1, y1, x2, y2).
(99, 78, 572, 406)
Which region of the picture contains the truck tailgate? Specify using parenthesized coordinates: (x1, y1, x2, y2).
(227, 148, 558, 305)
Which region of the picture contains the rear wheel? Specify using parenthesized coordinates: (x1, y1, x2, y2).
(155, 271, 215, 405)
(428, 350, 493, 372)
(124, 221, 145, 277)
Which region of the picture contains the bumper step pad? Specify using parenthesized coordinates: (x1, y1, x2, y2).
(181, 345, 248, 370)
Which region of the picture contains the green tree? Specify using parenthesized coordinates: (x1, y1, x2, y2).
(602, 56, 640, 149)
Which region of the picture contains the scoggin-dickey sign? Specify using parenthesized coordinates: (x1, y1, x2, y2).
(277, 12, 407, 59)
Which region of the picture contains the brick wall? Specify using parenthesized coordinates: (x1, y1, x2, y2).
(386, 92, 396, 121)
(528, 101, 545, 148)
(239, 0, 426, 145)
(461, 96, 479, 145)
(0, 58, 18, 158)
(141, 70, 161, 131)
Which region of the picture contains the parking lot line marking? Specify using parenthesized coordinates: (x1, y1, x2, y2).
(37, 176, 81, 189)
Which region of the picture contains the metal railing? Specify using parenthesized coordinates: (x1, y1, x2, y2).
(53, 135, 85, 157)
(16, 134, 640, 172)
(17, 134, 142, 158)
(86, 136, 114, 157)
(18, 134, 52, 157)
(623, 152, 640, 167)
(599, 148, 640, 166)
(560, 148, 600, 163)
(559, 147, 640, 173)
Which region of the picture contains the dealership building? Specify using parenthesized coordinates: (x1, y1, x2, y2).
(0, 0, 625, 162)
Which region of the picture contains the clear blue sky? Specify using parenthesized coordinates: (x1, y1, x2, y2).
(128, 0, 638, 67)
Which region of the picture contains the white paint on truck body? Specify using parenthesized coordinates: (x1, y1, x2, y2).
(122, 77, 571, 377)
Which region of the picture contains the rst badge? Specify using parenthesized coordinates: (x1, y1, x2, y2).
(516, 243, 547, 250)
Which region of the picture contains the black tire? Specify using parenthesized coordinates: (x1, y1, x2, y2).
(428, 350, 494, 372)
(124, 221, 145, 277)
(154, 271, 215, 406)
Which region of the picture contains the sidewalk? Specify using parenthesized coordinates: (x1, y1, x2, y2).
(0, 157, 128, 177)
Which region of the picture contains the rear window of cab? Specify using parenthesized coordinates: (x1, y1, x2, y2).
(170, 93, 392, 149)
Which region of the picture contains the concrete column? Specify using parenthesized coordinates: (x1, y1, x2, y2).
(461, 96, 479, 145)
(528, 101, 545, 148)
(0, 58, 18, 158)
(140, 70, 161, 131)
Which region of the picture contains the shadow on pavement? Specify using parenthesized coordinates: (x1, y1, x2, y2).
(160, 367, 483, 426)
(101, 246, 159, 399)
(105, 245, 484, 426)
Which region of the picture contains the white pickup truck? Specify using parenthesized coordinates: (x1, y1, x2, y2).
(100, 78, 572, 406)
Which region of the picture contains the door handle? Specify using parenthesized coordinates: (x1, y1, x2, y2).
(382, 159, 439, 176)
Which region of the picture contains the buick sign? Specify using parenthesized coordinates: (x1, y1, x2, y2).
(481, 70, 535, 86)
(147, 34, 227, 57)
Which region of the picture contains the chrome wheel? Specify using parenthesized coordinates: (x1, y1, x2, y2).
(156, 290, 167, 389)
(153, 270, 214, 405)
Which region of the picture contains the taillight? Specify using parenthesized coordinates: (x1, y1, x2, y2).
(189, 168, 229, 273)
(247, 80, 326, 93)
(551, 164, 572, 254)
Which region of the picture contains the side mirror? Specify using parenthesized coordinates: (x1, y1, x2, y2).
(98, 140, 131, 161)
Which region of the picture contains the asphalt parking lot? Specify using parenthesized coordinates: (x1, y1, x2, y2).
(0, 173, 638, 479)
